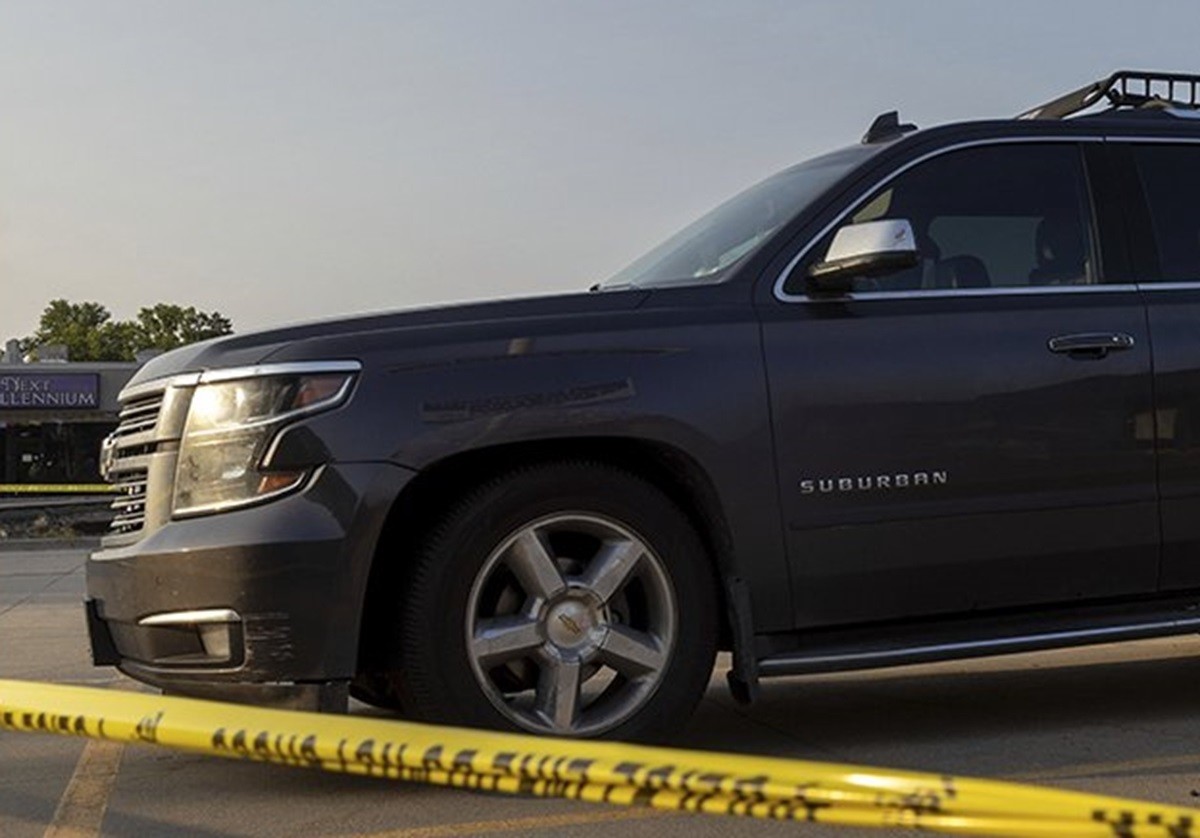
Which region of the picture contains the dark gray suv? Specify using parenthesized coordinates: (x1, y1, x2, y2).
(87, 71, 1200, 741)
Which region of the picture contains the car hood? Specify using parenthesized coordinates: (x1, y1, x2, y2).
(124, 289, 651, 390)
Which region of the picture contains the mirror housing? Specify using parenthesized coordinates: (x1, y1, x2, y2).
(807, 219, 919, 289)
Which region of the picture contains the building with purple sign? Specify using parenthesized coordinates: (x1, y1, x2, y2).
(0, 359, 139, 488)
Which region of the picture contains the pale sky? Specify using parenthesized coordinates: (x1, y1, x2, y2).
(0, 1, 1193, 342)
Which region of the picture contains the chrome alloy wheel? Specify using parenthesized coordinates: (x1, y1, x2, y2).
(465, 513, 679, 736)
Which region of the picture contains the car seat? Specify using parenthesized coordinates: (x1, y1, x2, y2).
(936, 255, 991, 289)
(1029, 214, 1089, 285)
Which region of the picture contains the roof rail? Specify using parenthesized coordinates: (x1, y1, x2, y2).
(1019, 70, 1200, 120)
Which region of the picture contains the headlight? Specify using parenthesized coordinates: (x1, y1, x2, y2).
(172, 370, 355, 517)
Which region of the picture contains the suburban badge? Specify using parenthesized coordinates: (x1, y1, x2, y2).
(799, 471, 949, 495)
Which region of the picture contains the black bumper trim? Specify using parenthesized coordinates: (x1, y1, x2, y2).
(85, 598, 121, 666)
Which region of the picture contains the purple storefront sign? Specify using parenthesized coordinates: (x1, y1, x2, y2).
(0, 374, 100, 410)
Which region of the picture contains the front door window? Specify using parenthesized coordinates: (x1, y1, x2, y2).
(789, 143, 1100, 294)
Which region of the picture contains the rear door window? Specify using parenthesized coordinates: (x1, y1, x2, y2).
(1131, 144, 1200, 282)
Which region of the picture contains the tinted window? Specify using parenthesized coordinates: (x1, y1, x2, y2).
(790, 144, 1097, 294)
(1133, 144, 1200, 282)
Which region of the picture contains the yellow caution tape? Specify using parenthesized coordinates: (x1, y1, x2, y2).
(1, 678, 1196, 836)
(0, 484, 117, 494)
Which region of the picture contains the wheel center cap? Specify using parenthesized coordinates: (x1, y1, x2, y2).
(545, 598, 599, 649)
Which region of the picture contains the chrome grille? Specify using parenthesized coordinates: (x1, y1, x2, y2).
(113, 394, 164, 447)
(107, 392, 165, 535)
(110, 470, 148, 533)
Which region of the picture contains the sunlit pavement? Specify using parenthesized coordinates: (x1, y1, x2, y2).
(5, 545, 1200, 838)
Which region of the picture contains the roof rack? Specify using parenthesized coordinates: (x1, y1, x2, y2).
(1019, 70, 1200, 120)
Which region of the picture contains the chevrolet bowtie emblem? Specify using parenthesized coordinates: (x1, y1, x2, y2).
(556, 614, 584, 636)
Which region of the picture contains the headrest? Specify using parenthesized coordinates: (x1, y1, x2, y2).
(1035, 214, 1085, 268)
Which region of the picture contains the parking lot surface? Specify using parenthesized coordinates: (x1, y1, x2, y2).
(5, 545, 1200, 837)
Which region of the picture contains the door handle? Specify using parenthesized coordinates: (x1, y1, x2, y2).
(1047, 332, 1136, 358)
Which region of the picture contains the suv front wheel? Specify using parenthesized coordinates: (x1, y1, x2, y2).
(384, 462, 719, 741)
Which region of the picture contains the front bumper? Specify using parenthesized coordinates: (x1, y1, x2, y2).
(85, 461, 416, 709)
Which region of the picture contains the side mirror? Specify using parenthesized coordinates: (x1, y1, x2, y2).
(807, 219, 919, 289)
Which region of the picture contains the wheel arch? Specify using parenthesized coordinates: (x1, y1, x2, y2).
(356, 437, 742, 675)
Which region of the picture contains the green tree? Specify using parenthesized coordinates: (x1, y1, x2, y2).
(21, 299, 234, 362)
(134, 304, 233, 352)
(22, 300, 131, 362)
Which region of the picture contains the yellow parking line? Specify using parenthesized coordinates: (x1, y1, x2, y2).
(347, 808, 674, 837)
(43, 740, 124, 838)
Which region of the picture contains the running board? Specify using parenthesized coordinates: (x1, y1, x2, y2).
(757, 606, 1200, 678)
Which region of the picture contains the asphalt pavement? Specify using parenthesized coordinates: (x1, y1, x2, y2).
(5, 545, 1200, 837)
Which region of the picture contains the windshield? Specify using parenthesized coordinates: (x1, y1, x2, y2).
(602, 145, 876, 289)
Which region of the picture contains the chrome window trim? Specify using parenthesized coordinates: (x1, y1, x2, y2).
(1137, 282, 1200, 292)
(1105, 135, 1200, 144)
(119, 360, 362, 402)
(796, 284, 1140, 303)
(772, 135, 1107, 304)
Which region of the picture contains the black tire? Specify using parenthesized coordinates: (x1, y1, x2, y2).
(386, 461, 719, 742)
(348, 671, 404, 711)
